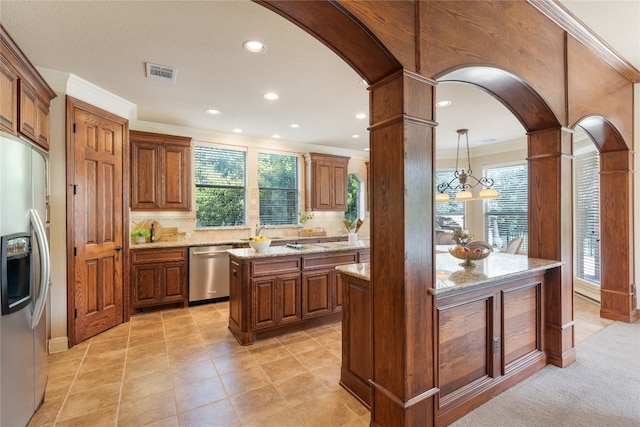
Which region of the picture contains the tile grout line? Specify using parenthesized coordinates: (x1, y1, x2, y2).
(113, 319, 133, 426)
(51, 337, 92, 426)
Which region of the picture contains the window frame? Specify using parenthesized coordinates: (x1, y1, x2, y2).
(256, 150, 300, 226)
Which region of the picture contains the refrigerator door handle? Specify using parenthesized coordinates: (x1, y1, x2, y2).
(29, 208, 50, 330)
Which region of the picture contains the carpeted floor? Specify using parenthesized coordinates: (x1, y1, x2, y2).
(452, 320, 640, 427)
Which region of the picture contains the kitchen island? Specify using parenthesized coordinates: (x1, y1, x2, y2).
(337, 252, 563, 424)
(226, 241, 369, 345)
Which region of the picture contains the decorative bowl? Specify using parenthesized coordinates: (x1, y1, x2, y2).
(249, 239, 271, 252)
(448, 247, 490, 267)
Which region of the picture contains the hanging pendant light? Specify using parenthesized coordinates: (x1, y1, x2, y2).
(435, 129, 499, 202)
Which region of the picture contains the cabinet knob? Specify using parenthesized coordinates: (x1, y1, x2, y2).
(115, 246, 123, 252)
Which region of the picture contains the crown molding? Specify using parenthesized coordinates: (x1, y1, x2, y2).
(529, 0, 640, 83)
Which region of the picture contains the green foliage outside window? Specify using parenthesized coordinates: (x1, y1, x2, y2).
(345, 174, 360, 224)
(195, 146, 246, 227)
(258, 153, 298, 225)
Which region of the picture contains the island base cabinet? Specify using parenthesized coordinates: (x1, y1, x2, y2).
(302, 270, 332, 319)
(252, 274, 302, 330)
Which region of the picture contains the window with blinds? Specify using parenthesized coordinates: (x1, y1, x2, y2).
(574, 150, 601, 284)
(258, 152, 298, 225)
(484, 163, 528, 250)
(194, 146, 246, 227)
(435, 170, 465, 230)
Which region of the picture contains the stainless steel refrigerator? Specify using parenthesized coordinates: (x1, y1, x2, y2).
(0, 131, 51, 426)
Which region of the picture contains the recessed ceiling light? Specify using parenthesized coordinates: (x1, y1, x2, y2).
(263, 92, 279, 101)
(205, 109, 221, 115)
(272, 134, 281, 139)
(436, 100, 452, 107)
(243, 40, 265, 53)
(233, 128, 242, 133)
(355, 113, 366, 120)
(290, 123, 299, 128)
(352, 134, 360, 139)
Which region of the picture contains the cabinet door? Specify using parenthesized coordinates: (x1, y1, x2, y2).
(302, 270, 332, 318)
(278, 274, 301, 324)
(0, 57, 17, 133)
(252, 277, 277, 330)
(35, 99, 50, 150)
(315, 162, 333, 209)
(131, 141, 159, 209)
(131, 264, 160, 307)
(333, 271, 343, 312)
(332, 162, 348, 209)
(160, 144, 191, 210)
(18, 80, 37, 142)
(160, 261, 187, 302)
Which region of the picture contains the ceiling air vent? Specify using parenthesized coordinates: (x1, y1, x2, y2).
(145, 62, 177, 83)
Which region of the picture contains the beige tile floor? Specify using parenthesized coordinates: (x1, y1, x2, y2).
(28, 294, 609, 427)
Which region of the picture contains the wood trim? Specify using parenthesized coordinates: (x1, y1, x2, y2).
(528, 0, 640, 83)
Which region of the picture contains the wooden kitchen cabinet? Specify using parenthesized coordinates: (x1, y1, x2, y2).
(130, 247, 188, 311)
(0, 26, 55, 150)
(228, 248, 363, 345)
(130, 130, 192, 211)
(252, 273, 301, 330)
(303, 152, 350, 211)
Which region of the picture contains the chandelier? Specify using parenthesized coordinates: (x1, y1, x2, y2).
(435, 129, 499, 202)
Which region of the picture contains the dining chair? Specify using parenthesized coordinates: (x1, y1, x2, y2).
(467, 240, 493, 251)
(504, 237, 523, 254)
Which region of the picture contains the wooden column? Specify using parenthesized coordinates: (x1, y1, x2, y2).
(369, 70, 438, 425)
(527, 128, 575, 367)
(599, 150, 637, 322)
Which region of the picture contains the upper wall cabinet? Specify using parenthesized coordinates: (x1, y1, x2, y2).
(304, 152, 350, 211)
(0, 25, 56, 151)
(130, 130, 193, 211)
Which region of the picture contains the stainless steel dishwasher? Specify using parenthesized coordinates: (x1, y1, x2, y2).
(188, 245, 232, 304)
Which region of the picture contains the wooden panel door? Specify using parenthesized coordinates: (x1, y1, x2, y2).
(18, 80, 37, 142)
(69, 99, 125, 344)
(131, 264, 159, 306)
(161, 144, 190, 209)
(252, 277, 277, 330)
(130, 141, 158, 208)
(278, 274, 301, 324)
(0, 56, 17, 133)
(315, 162, 332, 209)
(332, 162, 347, 209)
(161, 262, 187, 302)
(302, 270, 332, 318)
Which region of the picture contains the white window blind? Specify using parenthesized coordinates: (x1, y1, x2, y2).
(435, 170, 465, 230)
(484, 163, 528, 250)
(574, 150, 600, 284)
(258, 152, 298, 225)
(194, 146, 246, 227)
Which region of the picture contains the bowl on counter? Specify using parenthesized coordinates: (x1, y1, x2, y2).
(249, 239, 271, 252)
(448, 247, 490, 267)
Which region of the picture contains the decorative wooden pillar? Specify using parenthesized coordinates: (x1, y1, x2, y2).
(369, 70, 438, 425)
(527, 128, 576, 367)
(599, 150, 637, 322)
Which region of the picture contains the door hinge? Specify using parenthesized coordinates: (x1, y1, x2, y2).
(74, 309, 77, 319)
(73, 184, 77, 195)
(73, 123, 76, 133)
(74, 247, 77, 256)
(493, 337, 499, 354)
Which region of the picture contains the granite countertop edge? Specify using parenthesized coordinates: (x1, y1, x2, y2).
(129, 234, 351, 250)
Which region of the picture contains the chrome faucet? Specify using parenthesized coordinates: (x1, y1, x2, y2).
(255, 224, 266, 236)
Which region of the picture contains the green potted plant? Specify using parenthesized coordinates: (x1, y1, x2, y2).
(130, 228, 150, 244)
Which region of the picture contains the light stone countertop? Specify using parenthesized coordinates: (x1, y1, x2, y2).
(333, 252, 563, 296)
(227, 240, 370, 259)
(129, 234, 351, 250)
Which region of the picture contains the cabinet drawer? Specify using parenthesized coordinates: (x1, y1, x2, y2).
(303, 252, 357, 270)
(131, 248, 188, 264)
(251, 256, 301, 277)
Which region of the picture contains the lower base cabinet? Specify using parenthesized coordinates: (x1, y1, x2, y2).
(229, 249, 367, 345)
(130, 248, 188, 311)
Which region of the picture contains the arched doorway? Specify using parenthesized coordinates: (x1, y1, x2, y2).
(255, 1, 636, 425)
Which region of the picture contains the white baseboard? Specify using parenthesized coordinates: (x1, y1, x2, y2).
(574, 278, 600, 303)
(48, 336, 69, 354)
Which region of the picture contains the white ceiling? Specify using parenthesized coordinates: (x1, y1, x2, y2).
(1, 1, 638, 153)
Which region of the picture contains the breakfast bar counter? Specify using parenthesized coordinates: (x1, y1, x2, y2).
(337, 252, 563, 424)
